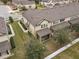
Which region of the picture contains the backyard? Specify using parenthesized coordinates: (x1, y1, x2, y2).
(54, 42, 79, 59)
(7, 21, 31, 59)
(7, 21, 47, 59)
(7, 21, 79, 59)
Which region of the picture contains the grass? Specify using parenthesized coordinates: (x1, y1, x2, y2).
(7, 21, 79, 59)
(7, 21, 30, 59)
(36, 3, 45, 9)
(7, 21, 48, 59)
(53, 42, 79, 59)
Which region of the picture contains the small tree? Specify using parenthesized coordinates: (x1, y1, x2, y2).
(26, 39, 46, 59)
(19, 6, 27, 11)
(53, 30, 69, 46)
(0, 0, 12, 4)
(9, 16, 14, 23)
(34, 0, 41, 9)
(72, 24, 79, 37)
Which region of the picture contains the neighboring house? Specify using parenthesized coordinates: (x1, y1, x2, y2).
(12, 0, 72, 9)
(41, 0, 70, 7)
(12, 0, 35, 9)
(0, 17, 11, 58)
(22, 3, 79, 41)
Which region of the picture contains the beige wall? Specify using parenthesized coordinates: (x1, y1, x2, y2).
(35, 20, 51, 31)
(29, 23, 35, 36)
(22, 17, 28, 24)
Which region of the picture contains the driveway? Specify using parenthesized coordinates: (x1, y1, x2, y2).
(0, 5, 11, 19)
(0, 5, 22, 21)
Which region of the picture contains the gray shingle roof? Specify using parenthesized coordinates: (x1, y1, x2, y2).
(0, 17, 7, 35)
(70, 17, 79, 24)
(12, 0, 35, 5)
(41, 0, 51, 2)
(23, 3, 79, 26)
(51, 21, 70, 30)
(37, 28, 51, 37)
(52, 0, 65, 2)
(0, 40, 11, 52)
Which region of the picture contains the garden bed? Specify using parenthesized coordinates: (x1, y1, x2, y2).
(20, 21, 27, 30)
(18, 21, 28, 33)
(44, 24, 79, 57)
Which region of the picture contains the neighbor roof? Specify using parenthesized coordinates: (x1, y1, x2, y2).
(51, 21, 70, 31)
(41, 0, 51, 2)
(23, 3, 79, 26)
(0, 40, 11, 52)
(70, 17, 79, 25)
(52, 0, 66, 2)
(12, 0, 35, 5)
(0, 17, 7, 35)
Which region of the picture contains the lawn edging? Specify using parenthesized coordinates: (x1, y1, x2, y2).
(8, 24, 15, 37)
(44, 38, 79, 59)
(18, 21, 28, 33)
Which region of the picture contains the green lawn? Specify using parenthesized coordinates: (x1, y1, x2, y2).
(7, 21, 31, 59)
(54, 42, 79, 59)
(7, 21, 79, 59)
(36, 3, 45, 9)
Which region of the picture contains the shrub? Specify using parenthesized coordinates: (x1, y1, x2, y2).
(9, 16, 14, 23)
(20, 21, 27, 30)
(10, 37, 16, 49)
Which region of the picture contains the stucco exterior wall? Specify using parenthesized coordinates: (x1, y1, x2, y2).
(29, 23, 35, 36)
(35, 20, 51, 31)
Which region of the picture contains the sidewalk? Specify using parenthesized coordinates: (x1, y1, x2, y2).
(45, 38, 79, 59)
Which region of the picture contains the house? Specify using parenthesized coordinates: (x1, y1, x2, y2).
(12, 0, 71, 9)
(22, 3, 79, 41)
(0, 17, 11, 58)
(41, 0, 71, 8)
(12, 0, 35, 9)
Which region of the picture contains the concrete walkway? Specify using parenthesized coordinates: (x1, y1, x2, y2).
(45, 38, 79, 59)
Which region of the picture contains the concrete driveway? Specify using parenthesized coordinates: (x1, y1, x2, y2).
(0, 5, 11, 19)
(0, 5, 22, 21)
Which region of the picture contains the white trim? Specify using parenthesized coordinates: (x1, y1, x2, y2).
(0, 53, 14, 59)
(44, 38, 79, 59)
(8, 24, 15, 38)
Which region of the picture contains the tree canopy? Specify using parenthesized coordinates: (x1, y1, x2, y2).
(26, 39, 46, 59)
(0, 0, 12, 4)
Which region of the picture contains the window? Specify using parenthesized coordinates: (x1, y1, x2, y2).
(41, 24, 48, 28)
(60, 19, 65, 22)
